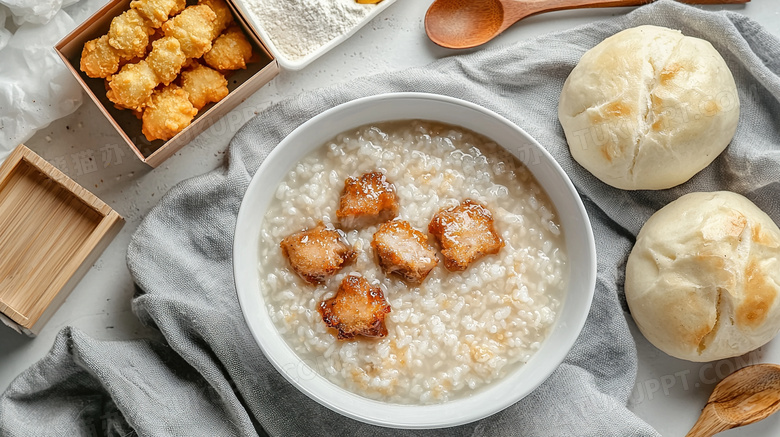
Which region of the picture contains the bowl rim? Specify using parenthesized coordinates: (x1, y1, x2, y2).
(233, 92, 596, 429)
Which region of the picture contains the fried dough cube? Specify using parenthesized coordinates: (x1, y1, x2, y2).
(106, 61, 158, 110)
(280, 222, 355, 284)
(141, 84, 198, 141)
(336, 171, 399, 228)
(80, 35, 121, 78)
(199, 0, 235, 39)
(180, 63, 229, 110)
(131, 0, 186, 28)
(162, 5, 217, 58)
(428, 200, 504, 271)
(108, 9, 153, 60)
(372, 220, 439, 283)
(145, 36, 186, 85)
(203, 27, 253, 71)
(318, 275, 392, 340)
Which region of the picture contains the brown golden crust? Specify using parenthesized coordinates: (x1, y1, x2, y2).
(80, 35, 121, 78)
(203, 27, 254, 71)
(130, 0, 186, 28)
(280, 222, 355, 284)
(428, 199, 504, 271)
(162, 5, 217, 58)
(141, 84, 198, 141)
(145, 36, 187, 85)
(180, 62, 229, 110)
(108, 9, 154, 60)
(371, 220, 438, 283)
(318, 275, 392, 340)
(106, 61, 158, 110)
(336, 171, 399, 228)
(198, 0, 235, 39)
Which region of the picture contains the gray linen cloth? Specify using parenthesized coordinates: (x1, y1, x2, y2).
(2, 1, 780, 435)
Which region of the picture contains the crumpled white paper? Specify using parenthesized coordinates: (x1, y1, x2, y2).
(0, 0, 103, 162)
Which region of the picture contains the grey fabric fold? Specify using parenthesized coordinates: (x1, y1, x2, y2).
(2, 1, 779, 435)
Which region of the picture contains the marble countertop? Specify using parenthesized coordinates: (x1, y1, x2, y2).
(1, 1, 779, 435)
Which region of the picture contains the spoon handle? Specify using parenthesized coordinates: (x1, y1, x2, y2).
(504, 0, 750, 26)
(685, 404, 735, 437)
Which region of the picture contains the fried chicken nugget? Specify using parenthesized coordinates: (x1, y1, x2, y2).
(372, 220, 439, 283)
(180, 63, 229, 110)
(429, 200, 504, 271)
(162, 5, 217, 58)
(141, 84, 197, 142)
(319, 275, 392, 340)
(198, 0, 235, 39)
(145, 36, 186, 85)
(108, 9, 154, 59)
(203, 27, 254, 71)
(80, 35, 121, 78)
(280, 222, 355, 284)
(130, 0, 186, 28)
(106, 61, 158, 110)
(337, 171, 399, 229)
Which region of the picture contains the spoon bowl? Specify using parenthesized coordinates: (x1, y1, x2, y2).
(425, 0, 504, 49)
(425, 0, 752, 49)
(686, 363, 780, 437)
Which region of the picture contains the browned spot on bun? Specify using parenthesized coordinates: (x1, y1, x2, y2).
(600, 145, 613, 162)
(726, 213, 748, 238)
(737, 260, 777, 329)
(605, 100, 632, 118)
(660, 62, 683, 85)
(752, 224, 780, 247)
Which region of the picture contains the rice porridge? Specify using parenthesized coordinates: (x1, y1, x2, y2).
(257, 120, 567, 404)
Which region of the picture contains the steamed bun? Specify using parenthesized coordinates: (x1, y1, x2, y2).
(625, 191, 780, 362)
(558, 25, 739, 190)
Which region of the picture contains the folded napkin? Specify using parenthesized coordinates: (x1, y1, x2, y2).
(2, 1, 779, 435)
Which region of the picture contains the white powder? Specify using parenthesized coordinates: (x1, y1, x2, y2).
(245, 0, 377, 61)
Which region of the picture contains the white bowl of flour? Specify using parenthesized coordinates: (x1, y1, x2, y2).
(234, 0, 397, 70)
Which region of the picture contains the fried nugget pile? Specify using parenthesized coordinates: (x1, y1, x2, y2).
(280, 170, 505, 342)
(80, 0, 256, 142)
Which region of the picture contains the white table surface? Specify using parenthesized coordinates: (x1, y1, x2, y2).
(1, 1, 779, 435)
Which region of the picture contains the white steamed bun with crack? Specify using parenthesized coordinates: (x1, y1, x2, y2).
(558, 25, 739, 190)
(625, 191, 780, 362)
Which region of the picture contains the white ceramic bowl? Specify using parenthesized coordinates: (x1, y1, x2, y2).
(234, 93, 596, 428)
(233, 0, 398, 70)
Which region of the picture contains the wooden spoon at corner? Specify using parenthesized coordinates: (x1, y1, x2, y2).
(686, 363, 780, 437)
(425, 0, 751, 49)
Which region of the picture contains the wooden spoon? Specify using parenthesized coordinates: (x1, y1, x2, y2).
(425, 0, 751, 49)
(686, 363, 780, 437)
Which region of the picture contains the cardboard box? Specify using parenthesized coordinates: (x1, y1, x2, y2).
(55, 0, 279, 167)
(0, 145, 124, 336)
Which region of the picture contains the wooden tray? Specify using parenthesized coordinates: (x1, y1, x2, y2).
(0, 145, 124, 336)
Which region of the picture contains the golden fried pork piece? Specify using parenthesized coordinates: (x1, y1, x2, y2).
(106, 61, 158, 110)
(203, 27, 253, 71)
(428, 200, 504, 271)
(319, 275, 392, 340)
(108, 9, 154, 60)
(141, 84, 198, 141)
(162, 5, 217, 58)
(80, 35, 121, 78)
(145, 36, 186, 85)
(336, 171, 399, 229)
(131, 0, 186, 28)
(199, 0, 235, 39)
(180, 63, 229, 110)
(372, 220, 439, 283)
(280, 222, 355, 284)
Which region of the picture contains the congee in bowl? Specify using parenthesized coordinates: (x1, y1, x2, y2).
(259, 120, 567, 404)
(233, 93, 596, 428)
